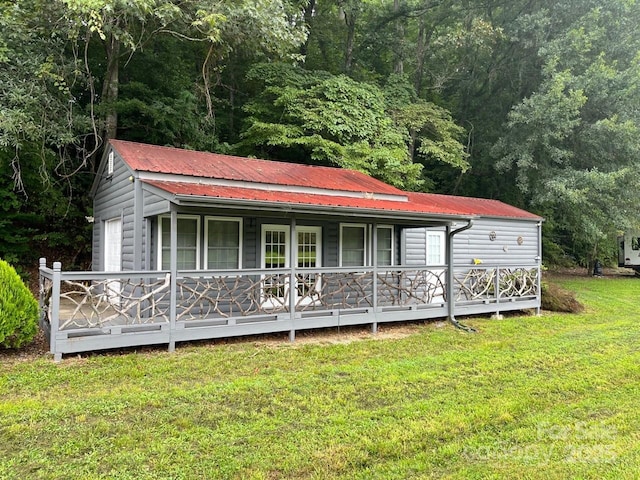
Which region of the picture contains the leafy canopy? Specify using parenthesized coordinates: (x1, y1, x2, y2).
(239, 64, 469, 190)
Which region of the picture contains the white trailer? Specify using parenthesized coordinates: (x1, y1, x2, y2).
(618, 232, 640, 274)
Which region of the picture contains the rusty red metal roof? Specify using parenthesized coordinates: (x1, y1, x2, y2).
(110, 139, 404, 196)
(143, 180, 542, 220)
(408, 192, 541, 219)
(110, 140, 540, 220)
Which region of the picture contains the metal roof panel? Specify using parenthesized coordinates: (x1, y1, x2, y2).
(143, 180, 541, 220)
(110, 139, 404, 196)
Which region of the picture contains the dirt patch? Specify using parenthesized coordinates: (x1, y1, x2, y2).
(0, 330, 49, 363)
(545, 266, 636, 279)
(250, 321, 449, 348)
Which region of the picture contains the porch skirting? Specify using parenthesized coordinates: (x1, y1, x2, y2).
(39, 259, 540, 361)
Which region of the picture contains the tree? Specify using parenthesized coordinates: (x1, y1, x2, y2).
(238, 64, 469, 190)
(239, 63, 423, 189)
(493, 0, 640, 263)
(0, 0, 93, 268)
(384, 74, 469, 189)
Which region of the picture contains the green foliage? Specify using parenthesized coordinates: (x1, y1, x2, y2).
(240, 64, 424, 189)
(0, 258, 38, 349)
(4, 0, 640, 270)
(384, 74, 470, 174)
(492, 0, 640, 265)
(240, 65, 469, 190)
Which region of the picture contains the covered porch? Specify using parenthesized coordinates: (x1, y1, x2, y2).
(39, 255, 540, 361)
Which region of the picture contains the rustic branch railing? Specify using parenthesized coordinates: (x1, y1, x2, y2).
(39, 259, 539, 360)
(454, 266, 539, 302)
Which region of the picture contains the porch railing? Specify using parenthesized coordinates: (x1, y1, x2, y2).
(39, 258, 540, 360)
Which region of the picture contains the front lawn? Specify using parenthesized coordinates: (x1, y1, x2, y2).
(1, 275, 639, 479)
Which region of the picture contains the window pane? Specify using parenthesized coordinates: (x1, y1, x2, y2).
(264, 228, 287, 269)
(427, 233, 443, 265)
(377, 227, 392, 266)
(161, 217, 198, 270)
(207, 220, 240, 269)
(342, 226, 365, 266)
(298, 231, 318, 268)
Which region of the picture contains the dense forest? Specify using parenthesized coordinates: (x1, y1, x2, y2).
(2, 0, 640, 273)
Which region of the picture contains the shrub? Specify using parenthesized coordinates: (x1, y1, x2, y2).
(0, 258, 39, 348)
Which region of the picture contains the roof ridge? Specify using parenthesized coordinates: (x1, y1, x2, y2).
(110, 139, 382, 176)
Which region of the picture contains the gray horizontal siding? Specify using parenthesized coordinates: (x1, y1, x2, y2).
(403, 228, 427, 265)
(453, 219, 539, 265)
(92, 150, 135, 271)
(404, 219, 540, 267)
(243, 219, 257, 269)
(143, 190, 170, 217)
(121, 207, 135, 271)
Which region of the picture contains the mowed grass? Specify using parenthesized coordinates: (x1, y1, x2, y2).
(2, 276, 640, 479)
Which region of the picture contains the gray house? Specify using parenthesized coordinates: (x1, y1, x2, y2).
(39, 140, 542, 360)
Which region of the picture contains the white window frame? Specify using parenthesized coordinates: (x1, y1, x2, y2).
(158, 214, 201, 270)
(296, 226, 323, 306)
(426, 231, 445, 266)
(261, 224, 290, 269)
(107, 151, 114, 176)
(376, 225, 394, 267)
(204, 216, 243, 270)
(296, 226, 322, 268)
(340, 223, 368, 267)
(261, 224, 291, 309)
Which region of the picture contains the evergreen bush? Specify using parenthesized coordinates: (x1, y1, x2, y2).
(0, 258, 38, 348)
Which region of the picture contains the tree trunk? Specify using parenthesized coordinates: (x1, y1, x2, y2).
(101, 31, 120, 144)
(414, 17, 428, 93)
(343, 6, 356, 73)
(394, 0, 404, 74)
(300, 0, 316, 58)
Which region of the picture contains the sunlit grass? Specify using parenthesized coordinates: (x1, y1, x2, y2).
(2, 276, 640, 479)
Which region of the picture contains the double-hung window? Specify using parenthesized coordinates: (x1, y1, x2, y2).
(205, 217, 242, 269)
(159, 215, 242, 270)
(376, 226, 394, 266)
(340, 224, 367, 266)
(426, 231, 445, 266)
(159, 215, 200, 270)
(340, 224, 394, 267)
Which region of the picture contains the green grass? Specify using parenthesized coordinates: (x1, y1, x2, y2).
(2, 275, 640, 479)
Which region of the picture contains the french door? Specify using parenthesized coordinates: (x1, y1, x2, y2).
(261, 225, 322, 308)
(104, 218, 122, 304)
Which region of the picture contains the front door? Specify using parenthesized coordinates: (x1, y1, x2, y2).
(104, 217, 122, 303)
(261, 225, 322, 308)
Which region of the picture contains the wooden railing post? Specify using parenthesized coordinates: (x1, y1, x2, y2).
(289, 217, 297, 342)
(371, 222, 378, 334)
(169, 209, 177, 352)
(38, 258, 46, 327)
(51, 262, 62, 361)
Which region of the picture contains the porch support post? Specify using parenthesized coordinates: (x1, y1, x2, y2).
(289, 216, 296, 342)
(371, 222, 378, 334)
(51, 262, 62, 361)
(493, 266, 502, 319)
(133, 176, 143, 270)
(169, 208, 178, 352)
